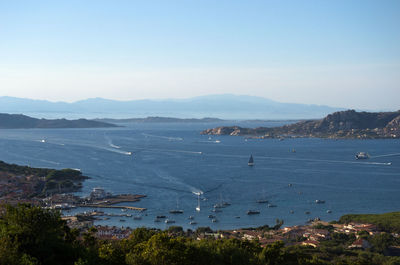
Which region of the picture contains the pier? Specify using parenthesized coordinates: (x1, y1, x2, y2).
(79, 204, 146, 211)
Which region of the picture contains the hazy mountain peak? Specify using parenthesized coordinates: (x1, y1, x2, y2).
(0, 95, 344, 119)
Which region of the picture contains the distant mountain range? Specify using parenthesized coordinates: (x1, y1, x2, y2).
(0, 113, 117, 129)
(0, 95, 344, 119)
(201, 110, 400, 139)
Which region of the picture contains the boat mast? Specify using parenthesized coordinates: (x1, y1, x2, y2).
(196, 193, 201, 211)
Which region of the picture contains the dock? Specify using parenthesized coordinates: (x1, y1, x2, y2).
(79, 204, 146, 211)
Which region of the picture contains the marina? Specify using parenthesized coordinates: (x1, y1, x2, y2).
(0, 121, 398, 230)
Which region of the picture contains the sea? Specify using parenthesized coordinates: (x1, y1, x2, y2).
(0, 121, 399, 230)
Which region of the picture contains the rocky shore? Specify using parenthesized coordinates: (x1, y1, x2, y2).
(201, 110, 400, 139)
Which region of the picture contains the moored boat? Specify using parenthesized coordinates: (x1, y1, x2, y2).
(169, 210, 184, 214)
(247, 210, 260, 215)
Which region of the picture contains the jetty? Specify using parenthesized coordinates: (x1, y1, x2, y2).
(79, 204, 146, 211)
(78, 193, 147, 211)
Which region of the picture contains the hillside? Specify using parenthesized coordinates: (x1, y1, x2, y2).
(0, 160, 88, 200)
(0, 113, 117, 129)
(201, 110, 400, 139)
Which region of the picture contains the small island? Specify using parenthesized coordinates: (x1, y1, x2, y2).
(0, 113, 118, 129)
(201, 110, 400, 139)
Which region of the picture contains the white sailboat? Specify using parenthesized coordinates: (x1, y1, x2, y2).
(194, 192, 202, 212)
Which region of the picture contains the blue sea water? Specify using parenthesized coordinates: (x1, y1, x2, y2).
(0, 121, 399, 230)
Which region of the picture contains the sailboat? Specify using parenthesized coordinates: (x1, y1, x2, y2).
(196, 193, 201, 212)
(257, 189, 268, 203)
(169, 198, 184, 214)
(248, 155, 254, 166)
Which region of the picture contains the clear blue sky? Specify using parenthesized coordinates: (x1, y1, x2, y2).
(0, 0, 399, 110)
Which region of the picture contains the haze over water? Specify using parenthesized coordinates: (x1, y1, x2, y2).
(1, 121, 399, 230)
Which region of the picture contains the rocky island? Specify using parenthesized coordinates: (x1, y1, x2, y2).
(201, 110, 400, 139)
(0, 113, 117, 129)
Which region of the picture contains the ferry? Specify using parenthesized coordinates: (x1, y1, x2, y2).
(355, 152, 369, 159)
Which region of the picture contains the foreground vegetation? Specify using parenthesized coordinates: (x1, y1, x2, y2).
(1, 204, 400, 265)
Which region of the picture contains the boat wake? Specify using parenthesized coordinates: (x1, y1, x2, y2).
(6, 151, 61, 166)
(197, 140, 221, 144)
(142, 133, 183, 141)
(142, 148, 202, 155)
(104, 134, 121, 149)
(256, 155, 393, 166)
(206, 153, 392, 166)
(371, 153, 400, 158)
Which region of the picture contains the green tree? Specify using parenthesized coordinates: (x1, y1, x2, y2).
(0, 204, 79, 265)
(370, 233, 394, 254)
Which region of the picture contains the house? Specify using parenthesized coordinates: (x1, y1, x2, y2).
(301, 240, 320, 248)
(348, 238, 371, 249)
(242, 230, 262, 241)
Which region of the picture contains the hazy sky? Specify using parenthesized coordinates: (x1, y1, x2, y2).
(0, 0, 399, 110)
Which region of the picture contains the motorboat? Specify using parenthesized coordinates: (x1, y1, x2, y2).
(355, 152, 369, 159)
